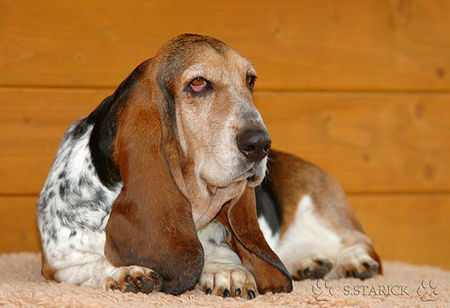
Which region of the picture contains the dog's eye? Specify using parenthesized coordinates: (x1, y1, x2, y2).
(246, 75, 256, 91)
(189, 77, 207, 92)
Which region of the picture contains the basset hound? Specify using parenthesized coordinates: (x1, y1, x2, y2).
(37, 34, 381, 299)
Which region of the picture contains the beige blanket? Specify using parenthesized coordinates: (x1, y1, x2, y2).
(0, 253, 448, 307)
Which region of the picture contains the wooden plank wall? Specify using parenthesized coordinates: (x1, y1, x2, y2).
(0, 0, 449, 269)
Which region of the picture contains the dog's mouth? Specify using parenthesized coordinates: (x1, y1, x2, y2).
(200, 156, 267, 191)
(239, 161, 267, 187)
(245, 170, 265, 187)
(247, 175, 256, 182)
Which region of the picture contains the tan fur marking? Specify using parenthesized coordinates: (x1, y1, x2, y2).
(268, 150, 363, 236)
(40, 251, 56, 281)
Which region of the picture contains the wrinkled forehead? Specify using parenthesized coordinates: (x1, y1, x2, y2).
(156, 35, 255, 84)
(181, 47, 255, 82)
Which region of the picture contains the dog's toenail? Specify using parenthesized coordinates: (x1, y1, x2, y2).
(150, 271, 159, 279)
(313, 267, 328, 278)
(124, 284, 138, 293)
(248, 289, 256, 299)
(110, 284, 119, 290)
(223, 289, 231, 297)
(141, 279, 154, 294)
(205, 288, 212, 295)
(359, 271, 372, 280)
(235, 288, 241, 296)
(135, 276, 143, 287)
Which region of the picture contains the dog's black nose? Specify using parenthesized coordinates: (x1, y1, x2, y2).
(237, 129, 271, 161)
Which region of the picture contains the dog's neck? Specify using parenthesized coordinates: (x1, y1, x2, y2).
(165, 139, 247, 230)
(181, 165, 247, 230)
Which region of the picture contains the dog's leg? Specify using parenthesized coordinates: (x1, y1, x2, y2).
(41, 229, 163, 293)
(36, 121, 163, 293)
(271, 194, 338, 280)
(197, 221, 257, 298)
(263, 150, 381, 281)
(326, 232, 381, 280)
(273, 193, 380, 281)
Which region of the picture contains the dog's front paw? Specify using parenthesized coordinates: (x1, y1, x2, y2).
(198, 262, 257, 299)
(289, 257, 333, 280)
(105, 265, 164, 293)
(331, 245, 380, 280)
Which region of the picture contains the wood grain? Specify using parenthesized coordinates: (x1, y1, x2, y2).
(1, 194, 448, 269)
(0, 196, 40, 253)
(0, 0, 449, 90)
(0, 88, 109, 195)
(0, 0, 447, 272)
(255, 92, 450, 193)
(351, 193, 450, 270)
(1, 88, 449, 195)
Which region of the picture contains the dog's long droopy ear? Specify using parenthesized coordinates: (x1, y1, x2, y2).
(217, 186, 293, 294)
(103, 61, 203, 295)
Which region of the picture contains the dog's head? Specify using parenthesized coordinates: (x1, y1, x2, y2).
(94, 34, 290, 295)
(156, 34, 270, 190)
